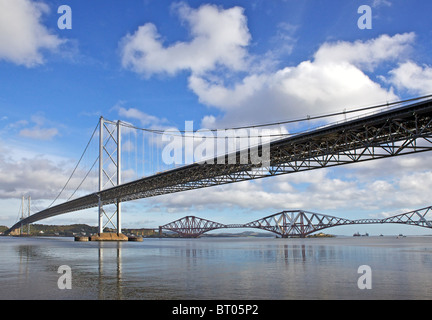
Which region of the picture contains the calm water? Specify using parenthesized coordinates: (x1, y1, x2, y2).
(1, 235, 432, 300)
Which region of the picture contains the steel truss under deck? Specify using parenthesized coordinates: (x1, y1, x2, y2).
(6, 98, 432, 234)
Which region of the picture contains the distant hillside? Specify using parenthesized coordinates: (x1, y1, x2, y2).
(2, 224, 159, 237)
(202, 231, 274, 238)
(1, 225, 335, 238)
(27, 224, 98, 237)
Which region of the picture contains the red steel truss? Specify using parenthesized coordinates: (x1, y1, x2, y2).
(160, 206, 432, 238)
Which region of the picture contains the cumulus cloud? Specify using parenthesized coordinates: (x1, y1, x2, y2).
(120, 2, 250, 77)
(0, 145, 96, 201)
(387, 61, 432, 95)
(120, 3, 417, 129)
(188, 33, 416, 127)
(313, 33, 414, 72)
(190, 60, 394, 128)
(0, 0, 64, 67)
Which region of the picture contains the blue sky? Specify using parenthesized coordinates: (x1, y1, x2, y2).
(1, 0, 432, 235)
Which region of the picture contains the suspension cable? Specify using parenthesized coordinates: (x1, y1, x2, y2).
(47, 120, 100, 208)
(66, 155, 99, 201)
(117, 94, 432, 137)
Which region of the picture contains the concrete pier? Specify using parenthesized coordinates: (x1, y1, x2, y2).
(74, 236, 89, 242)
(74, 233, 143, 241)
(128, 236, 143, 242)
(89, 233, 129, 241)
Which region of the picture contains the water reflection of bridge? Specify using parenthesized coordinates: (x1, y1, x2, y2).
(160, 206, 432, 238)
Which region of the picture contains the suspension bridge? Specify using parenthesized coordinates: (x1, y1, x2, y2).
(5, 95, 432, 238)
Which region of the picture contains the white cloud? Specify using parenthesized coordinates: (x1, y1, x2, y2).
(0, 0, 64, 67)
(188, 33, 415, 128)
(313, 33, 414, 72)
(387, 61, 432, 95)
(120, 4, 419, 129)
(192, 61, 391, 122)
(117, 106, 166, 128)
(0, 144, 95, 201)
(267, 22, 298, 58)
(120, 2, 251, 77)
(13, 114, 59, 140)
(19, 127, 58, 140)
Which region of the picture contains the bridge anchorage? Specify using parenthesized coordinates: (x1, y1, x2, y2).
(159, 206, 432, 238)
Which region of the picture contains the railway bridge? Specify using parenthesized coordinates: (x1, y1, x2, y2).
(160, 206, 432, 238)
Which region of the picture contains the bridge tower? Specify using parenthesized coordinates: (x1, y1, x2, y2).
(19, 195, 31, 235)
(95, 117, 127, 240)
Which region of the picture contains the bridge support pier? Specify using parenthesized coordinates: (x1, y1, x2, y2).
(90, 233, 128, 241)
(97, 117, 123, 239)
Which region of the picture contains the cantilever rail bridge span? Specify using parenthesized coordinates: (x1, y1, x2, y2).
(160, 206, 432, 238)
(6, 97, 432, 234)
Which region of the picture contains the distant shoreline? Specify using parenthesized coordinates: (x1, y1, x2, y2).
(2, 224, 431, 238)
